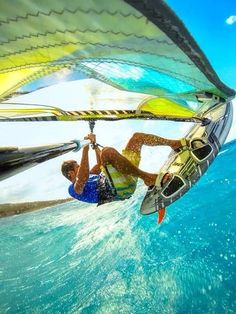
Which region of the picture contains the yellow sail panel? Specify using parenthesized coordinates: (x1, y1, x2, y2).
(0, 65, 64, 100)
(140, 98, 195, 119)
(0, 69, 40, 100)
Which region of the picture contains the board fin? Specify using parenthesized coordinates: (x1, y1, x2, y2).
(157, 208, 166, 224)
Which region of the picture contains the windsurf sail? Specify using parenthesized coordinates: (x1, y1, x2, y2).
(0, 0, 235, 180)
(0, 0, 234, 123)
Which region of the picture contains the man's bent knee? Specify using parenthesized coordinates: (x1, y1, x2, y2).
(130, 132, 144, 141)
(101, 147, 119, 164)
(125, 132, 145, 152)
(101, 147, 117, 155)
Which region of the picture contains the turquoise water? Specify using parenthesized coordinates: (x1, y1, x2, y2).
(0, 141, 235, 314)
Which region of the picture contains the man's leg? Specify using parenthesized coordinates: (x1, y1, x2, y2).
(100, 147, 156, 186)
(124, 132, 182, 154)
(100, 133, 182, 186)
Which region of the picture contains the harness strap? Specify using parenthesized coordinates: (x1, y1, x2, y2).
(103, 165, 117, 196)
(97, 173, 116, 206)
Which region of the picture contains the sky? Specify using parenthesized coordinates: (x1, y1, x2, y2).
(167, 0, 236, 88)
(0, 0, 236, 203)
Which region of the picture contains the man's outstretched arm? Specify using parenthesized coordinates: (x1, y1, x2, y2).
(74, 145, 90, 194)
(90, 145, 102, 175)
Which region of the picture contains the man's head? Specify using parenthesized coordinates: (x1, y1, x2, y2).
(61, 160, 79, 182)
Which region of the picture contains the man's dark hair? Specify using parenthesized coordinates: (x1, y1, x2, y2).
(61, 160, 77, 179)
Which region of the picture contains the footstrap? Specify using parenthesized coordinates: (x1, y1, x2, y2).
(180, 138, 188, 147)
(155, 171, 167, 188)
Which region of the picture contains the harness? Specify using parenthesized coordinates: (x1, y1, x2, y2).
(97, 173, 116, 206)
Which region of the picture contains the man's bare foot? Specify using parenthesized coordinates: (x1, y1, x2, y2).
(171, 139, 189, 152)
(161, 172, 173, 186)
(143, 174, 157, 187)
(171, 140, 182, 151)
(144, 172, 173, 189)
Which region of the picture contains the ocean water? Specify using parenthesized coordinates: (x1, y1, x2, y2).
(0, 141, 235, 314)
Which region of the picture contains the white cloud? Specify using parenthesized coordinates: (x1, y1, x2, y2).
(226, 15, 236, 25)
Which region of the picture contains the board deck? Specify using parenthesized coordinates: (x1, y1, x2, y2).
(140, 101, 233, 216)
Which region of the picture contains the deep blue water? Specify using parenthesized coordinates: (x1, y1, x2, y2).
(0, 141, 235, 314)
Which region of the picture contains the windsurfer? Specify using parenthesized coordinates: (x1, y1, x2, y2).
(61, 133, 184, 205)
